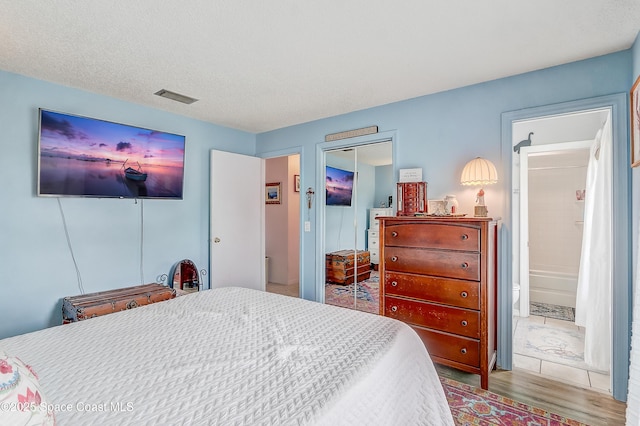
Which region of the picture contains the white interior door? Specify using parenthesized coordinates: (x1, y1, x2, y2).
(210, 150, 265, 290)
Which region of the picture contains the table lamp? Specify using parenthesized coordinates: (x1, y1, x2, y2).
(460, 157, 498, 217)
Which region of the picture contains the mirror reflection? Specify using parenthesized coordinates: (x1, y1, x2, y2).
(169, 259, 200, 293)
(324, 141, 393, 313)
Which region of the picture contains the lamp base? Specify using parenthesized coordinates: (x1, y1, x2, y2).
(474, 205, 488, 217)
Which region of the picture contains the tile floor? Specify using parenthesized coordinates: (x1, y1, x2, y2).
(513, 314, 611, 394)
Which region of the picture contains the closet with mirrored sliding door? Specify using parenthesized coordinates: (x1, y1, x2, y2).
(322, 139, 393, 314)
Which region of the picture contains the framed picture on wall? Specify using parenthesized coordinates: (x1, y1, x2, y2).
(294, 174, 300, 192)
(265, 182, 281, 204)
(631, 74, 640, 167)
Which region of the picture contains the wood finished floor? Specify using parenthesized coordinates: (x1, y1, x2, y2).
(436, 365, 626, 426)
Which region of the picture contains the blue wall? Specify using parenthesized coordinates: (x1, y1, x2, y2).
(1, 43, 636, 338)
(0, 70, 256, 339)
(256, 50, 632, 301)
(374, 165, 394, 209)
(324, 155, 375, 253)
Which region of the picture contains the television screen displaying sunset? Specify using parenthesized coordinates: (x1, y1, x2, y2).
(37, 109, 185, 199)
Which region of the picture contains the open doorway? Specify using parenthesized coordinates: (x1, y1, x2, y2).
(511, 108, 613, 394)
(265, 154, 300, 298)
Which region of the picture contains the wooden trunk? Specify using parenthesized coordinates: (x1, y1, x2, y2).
(325, 249, 371, 285)
(62, 283, 176, 324)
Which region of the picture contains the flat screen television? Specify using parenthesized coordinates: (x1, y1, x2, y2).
(326, 166, 354, 206)
(37, 109, 186, 199)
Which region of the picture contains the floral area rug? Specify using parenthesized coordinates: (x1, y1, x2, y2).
(530, 301, 576, 322)
(324, 271, 379, 314)
(440, 377, 588, 426)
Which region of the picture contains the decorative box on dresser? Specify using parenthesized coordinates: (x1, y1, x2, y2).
(396, 182, 427, 216)
(378, 216, 498, 389)
(367, 207, 393, 269)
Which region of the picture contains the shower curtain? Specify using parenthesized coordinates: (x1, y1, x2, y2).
(575, 115, 612, 372)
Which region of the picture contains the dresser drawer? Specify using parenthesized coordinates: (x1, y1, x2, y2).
(369, 249, 380, 264)
(369, 208, 392, 229)
(384, 223, 480, 251)
(413, 327, 480, 368)
(384, 296, 480, 338)
(384, 272, 480, 310)
(384, 246, 480, 281)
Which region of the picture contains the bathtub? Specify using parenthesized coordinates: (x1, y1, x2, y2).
(529, 269, 577, 308)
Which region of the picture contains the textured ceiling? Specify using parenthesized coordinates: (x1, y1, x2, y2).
(1, 1, 639, 133)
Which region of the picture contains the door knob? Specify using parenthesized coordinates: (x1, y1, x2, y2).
(214, 237, 221, 243)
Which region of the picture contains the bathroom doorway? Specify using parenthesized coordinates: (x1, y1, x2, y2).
(511, 108, 613, 394)
(500, 94, 630, 401)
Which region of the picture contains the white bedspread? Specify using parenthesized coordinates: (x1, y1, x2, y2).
(0, 288, 453, 425)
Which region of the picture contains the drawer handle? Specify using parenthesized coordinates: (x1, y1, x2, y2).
(461, 320, 468, 327)
(460, 291, 468, 298)
(391, 231, 398, 237)
(391, 306, 398, 312)
(391, 256, 398, 262)
(461, 262, 469, 269)
(461, 234, 469, 240)
(391, 281, 398, 287)
(460, 348, 467, 355)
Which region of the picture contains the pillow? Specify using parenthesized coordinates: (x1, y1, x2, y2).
(0, 350, 55, 425)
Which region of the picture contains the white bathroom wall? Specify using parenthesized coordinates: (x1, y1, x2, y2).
(511, 109, 610, 302)
(528, 150, 589, 307)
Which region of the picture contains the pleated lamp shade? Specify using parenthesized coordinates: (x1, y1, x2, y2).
(460, 157, 498, 186)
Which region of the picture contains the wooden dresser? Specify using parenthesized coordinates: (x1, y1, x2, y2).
(379, 217, 498, 389)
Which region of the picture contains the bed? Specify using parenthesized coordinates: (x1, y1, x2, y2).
(0, 287, 454, 425)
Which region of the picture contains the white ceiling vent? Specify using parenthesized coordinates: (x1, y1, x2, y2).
(154, 89, 198, 105)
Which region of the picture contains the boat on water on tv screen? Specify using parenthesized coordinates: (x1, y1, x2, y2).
(326, 166, 354, 206)
(37, 109, 185, 199)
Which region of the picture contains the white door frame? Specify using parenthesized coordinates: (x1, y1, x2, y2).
(518, 139, 594, 317)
